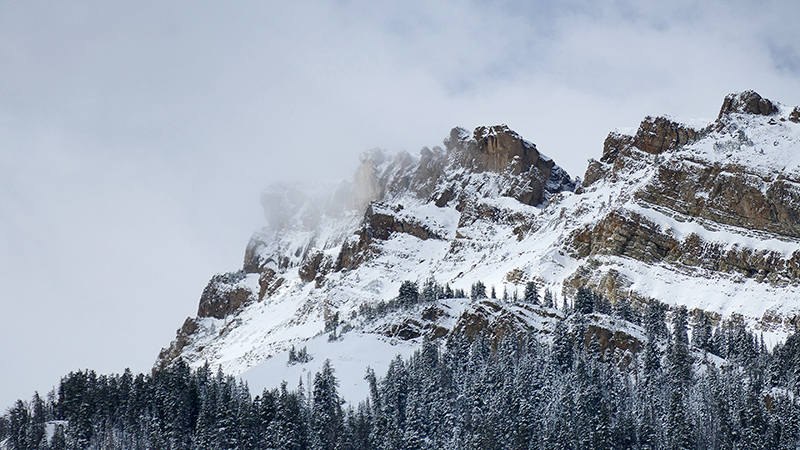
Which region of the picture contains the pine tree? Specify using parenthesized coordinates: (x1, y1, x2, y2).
(666, 389, 691, 450)
(644, 300, 668, 339)
(524, 281, 539, 305)
(398, 281, 419, 307)
(669, 306, 691, 390)
(311, 360, 343, 450)
(612, 296, 635, 322)
(341, 402, 373, 450)
(421, 277, 441, 303)
(269, 382, 307, 450)
(691, 310, 713, 353)
(29, 392, 46, 450)
(379, 355, 409, 449)
(470, 281, 486, 300)
(443, 284, 454, 299)
(51, 423, 67, 450)
(542, 289, 553, 308)
(7, 400, 29, 450)
(594, 292, 611, 315)
(574, 286, 595, 314)
(551, 318, 573, 372)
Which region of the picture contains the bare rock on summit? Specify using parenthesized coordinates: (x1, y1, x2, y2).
(718, 90, 779, 118)
(631, 116, 700, 155)
(598, 117, 700, 166)
(445, 125, 547, 176)
(443, 124, 575, 206)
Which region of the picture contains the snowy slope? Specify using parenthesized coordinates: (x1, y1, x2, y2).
(159, 91, 800, 390)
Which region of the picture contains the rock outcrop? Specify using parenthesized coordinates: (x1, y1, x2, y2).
(569, 209, 800, 284)
(197, 271, 254, 319)
(637, 161, 800, 238)
(442, 125, 575, 206)
(569, 90, 800, 312)
(155, 318, 199, 371)
(584, 91, 800, 239)
(790, 106, 800, 123)
(718, 90, 779, 118)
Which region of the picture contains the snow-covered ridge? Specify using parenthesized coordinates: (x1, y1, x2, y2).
(157, 91, 800, 383)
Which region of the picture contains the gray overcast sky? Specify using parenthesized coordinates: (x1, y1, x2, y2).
(1, 0, 799, 408)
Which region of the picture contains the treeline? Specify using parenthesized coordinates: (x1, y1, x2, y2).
(4, 291, 800, 449)
(357, 278, 555, 323)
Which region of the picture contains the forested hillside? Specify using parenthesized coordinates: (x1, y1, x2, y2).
(4, 289, 800, 450)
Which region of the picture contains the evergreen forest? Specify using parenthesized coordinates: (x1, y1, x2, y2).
(3, 286, 800, 450)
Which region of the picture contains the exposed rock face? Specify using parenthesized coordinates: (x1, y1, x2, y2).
(570, 90, 800, 309)
(632, 116, 701, 156)
(332, 202, 446, 272)
(584, 91, 800, 239)
(259, 268, 286, 300)
(452, 300, 560, 345)
(197, 271, 254, 319)
(454, 125, 542, 174)
(718, 90, 779, 118)
(582, 116, 702, 190)
(637, 161, 800, 238)
(570, 210, 679, 263)
(327, 125, 573, 273)
(584, 323, 641, 365)
(569, 210, 800, 284)
(370, 310, 449, 341)
(443, 125, 575, 206)
(599, 115, 702, 166)
(360, 203, 442, 241)
(243, 236, 266, 274)
(449, 299, 642, 362)
(298, 252, 325, 283)
(155, 318, 199, 371)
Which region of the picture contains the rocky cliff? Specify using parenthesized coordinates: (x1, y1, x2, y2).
(157, 91, 800, 375)
(573, 90, 800, 299)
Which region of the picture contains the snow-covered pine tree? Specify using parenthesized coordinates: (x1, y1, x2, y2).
(541, 289, 553, 308)
(524, 281, 539, 305)
(470, 281, 486, 300)
(311, 360, 343, 450)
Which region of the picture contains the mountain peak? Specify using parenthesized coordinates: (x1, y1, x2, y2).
(718, 90, 779, 118)
(444, 124, 540, 174)
(158, 91, 800, 381)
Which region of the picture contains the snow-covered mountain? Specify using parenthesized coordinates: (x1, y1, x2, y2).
(157, 91, 800, 398)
